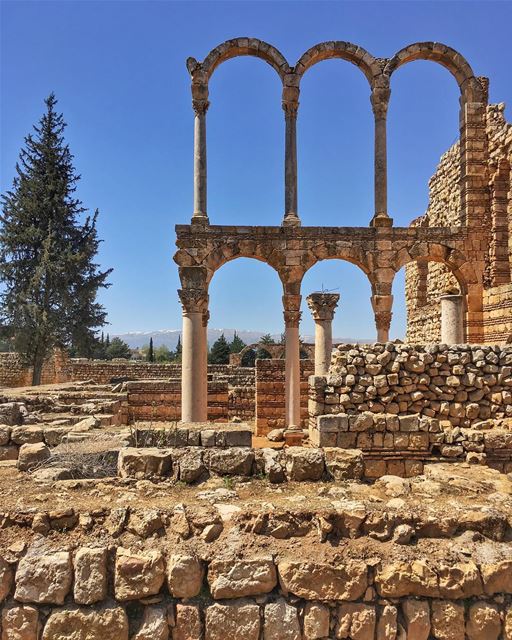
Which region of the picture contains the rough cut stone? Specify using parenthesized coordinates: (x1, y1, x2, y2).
(437, 561, 483, 598)
(481, 560, 512, 594)
(0, 556, 13, 602)
(377, 604, 397, 640)
(208, 557, 277, 599)
(114, 548, 165, 601)
(173, 604, 202, 640)
(466, 602, 501, 640)
(284, 447, 325, 481)
(17, 442, 51, 472)
(1, 604, 40, 640)
(430, 600, 465, 640)
(132, 605, 169, 640)
(264, 598, 301, 640)
(205, 600, 260, 640)
(10, 426, 44, 445)
(278, 560, 367, 601)
(167, 554, 203, 599)
(15, 551, 72, 605)
(303, 602, 330, 640)
(207, 448, 254, 476)
(42, 605, 128, 640)
(73, 547, 107, 605)
(324, 448, 364, 480)
(375, 561, 438, 597)
(0, 444, 18, 461)
(118, 448, 172, 478)
(337, 603, 376, 640)
(402, 598, 430, 640)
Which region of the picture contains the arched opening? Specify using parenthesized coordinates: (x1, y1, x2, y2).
(301, 259, 374, 344)
(207, 57, 283, 225)
(297, 59, 373, 226)
(387, 60, 460, 227)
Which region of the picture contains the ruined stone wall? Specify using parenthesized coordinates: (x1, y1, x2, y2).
(0, 351, 71, 388)
(310, 343, 512, 428)
(405, 103, 512, 344)
(255, 359, 314, 435)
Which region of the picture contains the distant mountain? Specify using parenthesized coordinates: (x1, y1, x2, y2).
(113, 328, 372, 349)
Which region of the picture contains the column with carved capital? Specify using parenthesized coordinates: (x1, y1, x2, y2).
(283, 293, 302, 433)
(370, 79, 392, 227)
(306, 292, 340, 376)
(179, 288, 209, 422)
(282, 79, 300, 227)
(371, 294, 393, 343)
(192, 71, 209, 223)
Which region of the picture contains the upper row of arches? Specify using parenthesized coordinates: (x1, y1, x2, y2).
(187, 38, 483, 100)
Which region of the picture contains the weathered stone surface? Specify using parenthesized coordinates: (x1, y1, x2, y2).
(127, 510, 163, 538)
(114, 548, 165, 601)
(205, 600, 260, 640)
(132, 605, 169, 640)
(0, 556, 13, 602)
(505, 607, 512, 640)
(118, 448, 172, 478)
(437, 561, 483, 598)
(431, 600, 465, 640)
(0, 403, 21, 426)
(303, 602, 330, 640)
(167, 554, 203, 599)
(402, 598, 430, 640)
(208, 557, 277, 599)
(178, 449, 206, 483)
(1, 604, 40, 640)
(0, 425, 12, 445)
(377, 604, 397, 640)
(284, 447, 324, 481)
(375, 561, 438, 597)
(0, 444, 18, 461)
(15, 551, 72, 605)
(324, 448, 363, 480)
(278, 560, 367, 601)
(264, 598, 301, 640)
(42, 605, 129, 640)
(73, 547, 107, 605)
(207, 448, 254, 476)
(337, 603, 376, 640)
(17, 442, 50, 472)
(254, 449, 285, 483)
(10, 426, 44, 445)
(173, 604, 202, 640)
(481, 560, 512, 594)
(466, 602, 501, 640)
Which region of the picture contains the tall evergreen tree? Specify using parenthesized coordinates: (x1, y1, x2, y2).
(229, 331, 246, 354)
(0, 94, 112, 383)
(208, 333, 230, 364)
(147, 337, 155, 363)
(174, 335, 182, 362)
(105, 337, 132, 360)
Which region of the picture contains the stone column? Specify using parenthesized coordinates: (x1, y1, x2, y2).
(201, 309, 210, 419)
(191, 74, 209, 224)
(283, 294, 302, 435)
(306, 292, 340, 376)
(282, 81, 300, 227)
(370, 83, 393, 228)
(440, 294, 465, 344)
(371, 294, 393, 343)
(179, 288, 208, 422)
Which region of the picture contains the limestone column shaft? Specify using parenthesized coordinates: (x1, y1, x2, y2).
(306, 292, 340, 376)
(283, 294, 302, 429)
(370, 84, 392, 227)
(192, 96, 209, 223)
(282, 84, 300, 227)
(440, 294, 465, 344)
(179, 289, 208, 422)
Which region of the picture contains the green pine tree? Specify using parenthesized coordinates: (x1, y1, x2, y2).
(208, 333, 230, 364)
(105, 337, 131, 360)
(147, 337, 155, 363)
(260, 333, 276, 345)
(229, 331, 246, 354)
(0, 94, 112, 383)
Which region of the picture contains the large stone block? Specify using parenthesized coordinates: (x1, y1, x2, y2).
(284, 447, 325, 481)
(167, 554, 203, 599)
(73, 547, 107, 605)
(42, 605, 129, 640)
(337, 603, 376, 640)
(0, 556, 13, 602)
(207, 448, 254, 476)
(324, 448, 364, 480)
(278, 560, 367, 601)
(15, 551, 72, 605)
(208, 557, 276, 599)
(264, 598, 301, 640)
(114, 548, 165, 601)
(117, 448, 172, 478)
(1, 604, 40, 640)
(205, 600, 260, 640)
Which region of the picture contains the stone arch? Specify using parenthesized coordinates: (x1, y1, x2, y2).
(301, 248, 374, 283)
(202, 243, 285, 286)
(385, 42, 482, 99)
(196, 38, 291, 82)
(294, 41, 382, 87)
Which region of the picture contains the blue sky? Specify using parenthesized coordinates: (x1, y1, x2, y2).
(2, 0, 511, 341)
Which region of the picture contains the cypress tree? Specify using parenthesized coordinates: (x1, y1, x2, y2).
(229, 331, 246, 354)
(174, 335, 182, 362)
(0, 94, 112, 383)
(147, 337, 155, 363)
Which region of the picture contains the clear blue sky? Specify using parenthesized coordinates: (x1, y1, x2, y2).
(2, 0, 511, 341)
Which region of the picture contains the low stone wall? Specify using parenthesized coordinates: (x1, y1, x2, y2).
(0, 351, 71, 388)
(310, 343, 512, 428)
(126, 380, 229, 423)
(255, 359, 314, 435)
(129, 425, 252, 448)
(1, 544, 511, 639)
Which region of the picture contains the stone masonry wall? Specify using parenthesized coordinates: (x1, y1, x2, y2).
(309, 343, 512, 428)
(405, 103, 512, 344)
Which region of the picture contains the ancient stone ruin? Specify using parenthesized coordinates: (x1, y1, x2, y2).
(0, 39, 511, 639)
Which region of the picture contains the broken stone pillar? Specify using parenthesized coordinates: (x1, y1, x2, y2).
(282, 82, 300, 227)
(440, 294, 465, 344)
(370, 83, 393, 227)
(283, 294, 302, 434)
(191, 74, 209, 223)
(179, 288, 208, 422)
(306, 292, 340, 376)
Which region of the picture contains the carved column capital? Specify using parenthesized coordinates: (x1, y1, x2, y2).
(282, 84, 299, 118)
(192, 99, 210, 116)
(283, 294, 302, 328)
(306, 292, 340, 321)
(178, 288, 209, 315)
(374, 310, 392, 332)
(370, 86, 390, 120)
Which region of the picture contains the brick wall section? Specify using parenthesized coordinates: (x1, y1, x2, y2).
(255, 359, 314, 435)
(405, 103, 512, 344)
(310, 343, 512, 428)
(0, 351, 71, 388)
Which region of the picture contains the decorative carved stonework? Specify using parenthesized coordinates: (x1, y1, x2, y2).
(370, 86, 391, 119)
(306, 292, 340, 321)
(192, 99, 210, 116)
(178, 288, 209, 315)
(375, 310, 392, 332)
